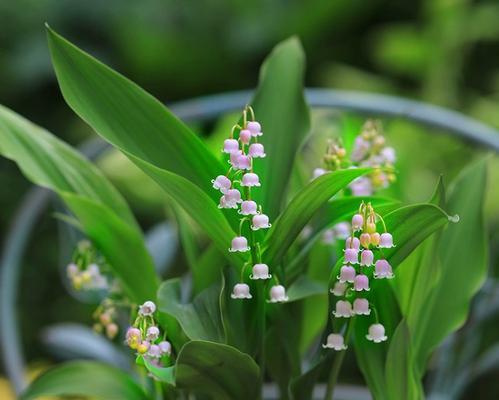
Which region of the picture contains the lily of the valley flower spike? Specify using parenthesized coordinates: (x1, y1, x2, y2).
(324, 202, 395, 351)
(212, 106, 288, 303)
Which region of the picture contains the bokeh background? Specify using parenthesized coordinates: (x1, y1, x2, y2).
(1, 0, 499, 398)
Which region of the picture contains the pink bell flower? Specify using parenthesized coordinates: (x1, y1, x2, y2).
(148, 344, 162, 359)
(239, 200, 258, 215)
(344, 248, 359, 264)
(223, 139, 239, 154)
(247, 121, 262, 136)
(366, 323, 388, 343)
(352, 298, 371, 315)
(232, 153, 251, 170)
(229, 236, 250, 252)
(268, 285, 289, 303)
(345, 236, 360, 250)
(158, 341, 172, 355)
(249, 143, 266, 158)
(250, 263, 272, 280)
(231, 283, 252, 299)
(211, 175, 231, 193)
(330, 282, 347, 296)
(338, 265, 356, 283)
(239, 129, 252, 144)
(139, 301, 156, 316)
(379, 233, 395, 248)
(322, 333, 347, 350)
(333, 300, 353, 318)
(333, 222, 350, 240)
(354, 274, 370, 291)
(146, 326, 160, 341)
(374, 259, 394, 279)
(352, 214, 364, 231)
(252, 214, 271, 230)
(241, 173, 261, 187)
(360, 250, 374, 266)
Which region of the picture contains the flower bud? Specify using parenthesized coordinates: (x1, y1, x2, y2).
(366, 222, 377, 234)
(137, 341, 150, 354)
(106, 323, 118, 339)
(370, 232, 381, 246)
(360, 233, 371, 248)
(239, 129, 252, 144)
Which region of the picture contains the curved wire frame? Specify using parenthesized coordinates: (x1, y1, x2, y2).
(1, 89, 499, 394)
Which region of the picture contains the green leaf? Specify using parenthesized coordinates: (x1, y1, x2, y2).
(143, 357, 175, 386)
(407, 159, 488, 374)
(157, 279, 225, 342)
(175, 340, 260, 400)
(286, 276, 327, 302)
(20, 361, 149, 400)
(47, 26, 224, 199)
(250, 37, 310, 220)
(264, 168, 372, 267)
(0, 104, 157, 303)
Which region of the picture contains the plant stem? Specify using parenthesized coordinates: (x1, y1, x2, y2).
(324, 319, 354, 400)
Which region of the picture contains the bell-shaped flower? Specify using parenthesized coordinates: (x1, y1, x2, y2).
(148, 344, 162, 358)
(249, 143, 266, 158)
(333, 222, 350, 240)
(247, 121, 262, 136)
(146, 326, 160, 341)
(351, 136, 370, 162)
(219, 188, 242, 209)
(344, 248, 359, 264)
(366, 323, 388, 343)
(211, 175, 231, 193)
(353, 298, 371, 315)
(239, 129, 252, 144)
(370, 232, 381, 246)
(250, 263, 272, 280)
(330, 282, 347, 296)
(354, 274, 370, 291)
(223, 138, 239, 154)
(252, 214, 271, 230)
(158, 340, 172, 356)
(268, 285, 289, 303)
(239, 200, 258, 215)
(359, 233, 371, 248)
(229, 236, 250, 252)
(231, 283, 252, 299)
(381, 147, 396, 164)
(137, 340, 150, 354)
(126, 327, 141, 347)
(232, 153, 251, 170)
(333, 300, 353, 318)
(338, 265, 356, 283)
(379, 233, 395, 248)
(352, 214, 364, 231)
(345, 236, 360, 250)
(241, 172, 261, 187)
(322, 333, 347, 351)
(139, 301, 156, 316)
(374, 259, 394, 279)
(360, 250, 374, 266)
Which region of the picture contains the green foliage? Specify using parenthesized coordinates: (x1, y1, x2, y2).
(20, 361, 149, 400)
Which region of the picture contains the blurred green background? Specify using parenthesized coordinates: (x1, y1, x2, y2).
(1, 0, 499, 397)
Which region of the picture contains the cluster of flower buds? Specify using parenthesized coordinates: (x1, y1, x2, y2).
(92, 300, 119, 339)
(323, 202, 395, 350)
(349, 119, 396, 195)
(66, 240, 108, 291)
(213, 106, 288, 303)
(311, 120, 396, 196)
(125, 301, 172, 366)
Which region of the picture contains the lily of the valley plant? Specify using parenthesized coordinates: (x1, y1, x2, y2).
(0, 27, 488, 400)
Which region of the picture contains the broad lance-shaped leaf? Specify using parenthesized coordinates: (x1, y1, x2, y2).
(157, 279, 225, 342)
(46, 26, 224, 201)
(406, 158, 488, 375)
(175, 341, 260, 400)
(0, 104, 157, 302)
(264, 167, 371, 267)
(20, 361, 149, 400)
(250, 37, 310, 220)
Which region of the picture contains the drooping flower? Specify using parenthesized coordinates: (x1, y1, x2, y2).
(249, 143, 266, 158)
(231, 283, 252, 299)
(240, 200, 258, 215)
(353, 274, 370, 291)
(330, 282, 347, 296)
(345, 236, 360, 250)
(374, 259, 394, 279)
(352, 298, 371, 315)
(231, 153, 251, 170)
(344, 248, 359, 264)
(359, 233, 371, 248)
(139, 301, 156, 316)
(351, 214, 364, 231)
(229, 236, 250, 252)
(247, 121, 262, 136)
(219, 188, 242, 209)
(333, 300, 353, 318)
(250, 263, 271, 280)
(148, 344, 162, 359)
(239, 129, 252, 144)
(251, 214, 271, 230)
(366, 323, 388, 343)
(137, 340, 150, 354)
(338, 265, 356, 283)
(146, 326, 160, 341)
(212, 175, 231, 193)
(370, 232, 381, 246)
(333, 222, 351, 240)
(158, 341, 172, 356)
(223, 139, 239, 154)
(379, 233, 395, 248)
(322, 333, 347, 350)
(360, 250, 374, 266)
(268, 285, 289, 303)
(241, 173, 261, 187)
